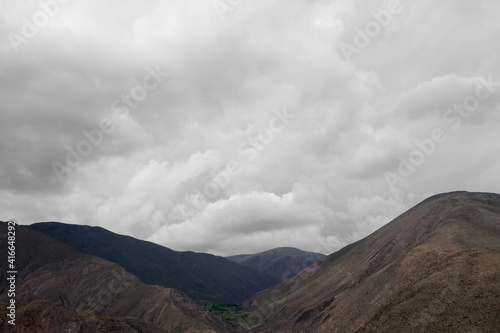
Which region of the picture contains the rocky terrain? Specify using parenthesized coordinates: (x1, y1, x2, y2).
(0, 224, 237, 332)
(0, 300, 171, 333)
(243, 192, 500, 332)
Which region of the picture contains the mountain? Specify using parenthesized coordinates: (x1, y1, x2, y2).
(0, 223, 237, 332)
(243, 191, 500, 332)
(226, 247, 325, 282)
(29, 222, 278, 304)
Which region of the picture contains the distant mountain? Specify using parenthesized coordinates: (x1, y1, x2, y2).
(243, 192, 500, 332)
(0, 223, 237, 332)
(226, 247, 325, 281)
(29, 222, 278, 304)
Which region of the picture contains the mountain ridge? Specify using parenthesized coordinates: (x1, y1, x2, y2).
(243, 191, 500, 332)
(29, 221, 278, 304)
(0, 223, 238, 332)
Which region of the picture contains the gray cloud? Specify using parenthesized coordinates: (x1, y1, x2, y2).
(1, 0, 499, 256)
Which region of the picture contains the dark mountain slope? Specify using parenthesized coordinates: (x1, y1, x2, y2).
(226, 247, 325, 281)
(243, 191, 500, 332)
(0, 221, 82, 295)
(29, 222, 278, 303)
(0, 223, 238, 332)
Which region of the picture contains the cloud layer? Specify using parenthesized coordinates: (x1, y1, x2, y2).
(1, 0, 499, 255)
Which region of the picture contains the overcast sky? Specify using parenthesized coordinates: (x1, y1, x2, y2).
(1, 0, 499, 256)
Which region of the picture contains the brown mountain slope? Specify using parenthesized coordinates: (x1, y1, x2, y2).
(104, 285, 236, 332)
(0, 223, 236, 332)
(243, 191, 500, 332)
(0, 300, 170, 333)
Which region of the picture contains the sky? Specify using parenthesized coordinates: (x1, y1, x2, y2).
(1, 0, 499, 256)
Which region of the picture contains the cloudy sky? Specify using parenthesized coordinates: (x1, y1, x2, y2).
(1, 0, 499, 256)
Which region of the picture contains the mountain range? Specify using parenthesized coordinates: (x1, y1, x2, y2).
(0, 223, 236, 332)
(0, 221, 323, 331)
(1, 191, 499, 332)
(28, 222, 278, 304)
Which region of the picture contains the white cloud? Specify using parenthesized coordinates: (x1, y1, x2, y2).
(147, 190, 339, 255)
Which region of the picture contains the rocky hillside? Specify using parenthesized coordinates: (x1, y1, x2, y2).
(0, 300, 171, 333)
(0, 223, 237, 332)
(243, 192, 500, 332)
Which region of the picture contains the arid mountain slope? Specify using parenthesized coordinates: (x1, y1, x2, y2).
(0, 300, 170, 333)
(226, 247, 325, 281)
(29, 222, 278, 303)
(244, 191, 500, 332)
(0, 223, 237, 332)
